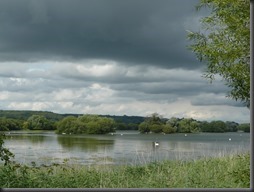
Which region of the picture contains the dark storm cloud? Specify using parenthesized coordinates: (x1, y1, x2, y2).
(0, 0, 200, 69)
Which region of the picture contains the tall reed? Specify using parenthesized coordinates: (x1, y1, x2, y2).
(0, 152, 250, 188)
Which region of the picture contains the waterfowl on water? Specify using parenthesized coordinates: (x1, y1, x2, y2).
(153, 141, 159, 146)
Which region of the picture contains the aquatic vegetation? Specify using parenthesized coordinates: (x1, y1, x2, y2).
(0, 153, 250, 188)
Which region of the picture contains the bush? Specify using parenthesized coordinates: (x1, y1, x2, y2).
(0, 133, 14, 165)
(149, 124, 162, 133)
(26, 115, 55, 130)
(56, 115, 115, 134)
(0, 118, 23, 131)
(237, 123, 250, 133)
(201, 121, 226, 133)
(162, 124, 176, 134)
(138, 122, 150, 133)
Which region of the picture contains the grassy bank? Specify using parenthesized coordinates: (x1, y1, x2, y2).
(0, 153, 250, 188)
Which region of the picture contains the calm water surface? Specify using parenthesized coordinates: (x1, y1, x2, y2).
(3, 130, 250, 166)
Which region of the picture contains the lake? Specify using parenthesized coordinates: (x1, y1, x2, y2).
(3, 130, 250, 166)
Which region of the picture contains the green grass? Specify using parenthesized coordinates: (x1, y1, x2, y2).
(0, 153, 250, 188)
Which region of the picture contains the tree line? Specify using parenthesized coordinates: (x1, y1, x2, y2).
(0, 113, 250, 134)
(138, 113, 250, 134)
(0, 110, 145, 124)
(0, 115, 115, 135)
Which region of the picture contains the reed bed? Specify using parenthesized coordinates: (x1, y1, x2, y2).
(0, 152, 250, 188)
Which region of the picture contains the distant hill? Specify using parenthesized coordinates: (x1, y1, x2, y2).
(0, 110, 145, 124)
(0, 110, 66, 121)
(101, 114, 145, 124)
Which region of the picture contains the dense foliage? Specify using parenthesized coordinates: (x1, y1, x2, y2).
(177, 118, 200, 133)
(114, 122, 139, 130)
(200, 120, 226, 133)
(0, 133, 14, 165)
(0, 118, 23, 131)
(0, 110, 144, 123)
(139, 113, 169, 133)
(139, 113, 244, 134)
(0, 110, 66, 121)
(103, 115, 144, 125)
(24, 115, 55, 130)
(0, 110, 143, 130)
(237, 123, 250, 133)
(188, 0, 250, 107)
(55, 114, 116, 134)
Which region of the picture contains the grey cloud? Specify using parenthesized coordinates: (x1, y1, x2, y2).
(0, 76, 93, 94)
(114, 90, 179, 103)
(110, 79, 230, 97)
(191, 94, 246, 107)
(0, 0, 201, 69)
(0, 78, 42, 92)
(0, 60, 234, 109)
(54, 63, 206, 84)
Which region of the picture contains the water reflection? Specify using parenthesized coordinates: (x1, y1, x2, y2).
(2, 131, 250, 166)
(57, 135, 114, 152)
(5, 134, 46, 143)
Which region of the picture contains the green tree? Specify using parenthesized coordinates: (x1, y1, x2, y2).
(0, 133, 14, 165)
(127, 123, 139, 130)
(0, 118, 9, 131)
(115, 122, 127, 130)
(225, 121, 239, 132)
(138, 113, 165, 133)
(56, 116, 83, 134)
(0, 118, 23, 131)
(22, 121, 29, 130)
(27, 115, 55, 130)
(78, 114, 100, 124)
(162, 124, 177, 134)
(199, 121, 210, 132)
(190, 121, 201, 133)
(56, 115, 115, 134)
(166, 117, 180, 132)
(138, 122, 150, 133)
(80, 115, 115, 134)
(178, 118, 200, 133)
(149, 124, 162, 133)
(97, 117, 115, 134)
(238, 123, 250, 133)
(188, 0, 250, 107)
(86, 121, 101, 134)
(145, 113, 163, 124)
(204, 120, 226, 133)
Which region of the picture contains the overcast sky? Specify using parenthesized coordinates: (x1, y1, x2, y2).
(0, 0, 250, 123)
